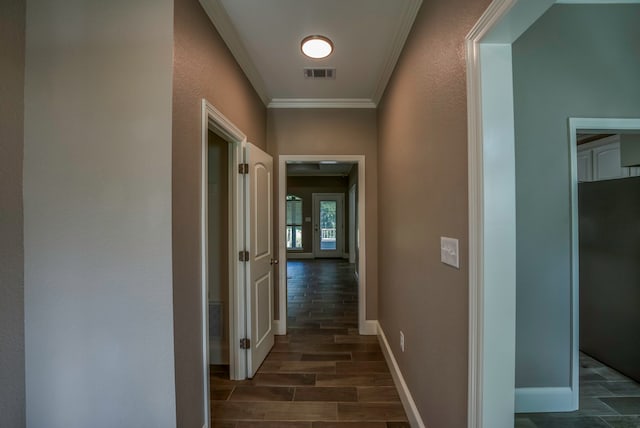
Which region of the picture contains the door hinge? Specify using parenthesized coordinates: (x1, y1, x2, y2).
(239, 250, 249, 262)
(240, 338, 251, 349)
(238, 163, 249, 174)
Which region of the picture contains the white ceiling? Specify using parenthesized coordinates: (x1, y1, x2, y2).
(200, 0, 422, 108)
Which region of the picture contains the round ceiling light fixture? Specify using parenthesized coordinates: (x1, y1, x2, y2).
(301, 35, 334, 59)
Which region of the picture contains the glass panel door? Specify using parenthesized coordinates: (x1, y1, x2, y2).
(312, 193, 344, 258)
(319, 200, 337, 251)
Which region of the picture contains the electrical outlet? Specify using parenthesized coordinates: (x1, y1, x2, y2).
(400, 331, 405, 352)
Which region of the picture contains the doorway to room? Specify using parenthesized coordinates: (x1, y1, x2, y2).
(200, 101, 276, 426)
(277, 156, 371, 336)
(206, 131, 231, 370)
(514, 121, 640, 427)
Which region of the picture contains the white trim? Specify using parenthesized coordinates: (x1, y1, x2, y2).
(377, 322, 426, 428)
(286, 252, 314, 260)
(198, 0, 270, 105)
(361, 320, 378, 336)
(278, 155, 368, 335)
(371, 0, 423, 104)
(515, 387, 575, 413)
(268, 98, 377, 109)
(348, 184, 357, 264)
(201, 100, 249, 427)
(200, 100, 211, 428)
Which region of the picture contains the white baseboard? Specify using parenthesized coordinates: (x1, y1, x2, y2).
(273, 320, 286, 336)
(359, 319, 378, 336)
(287, 252, 314, 259)
(377, 322, 426, 428)
(515, 387, 576, 413)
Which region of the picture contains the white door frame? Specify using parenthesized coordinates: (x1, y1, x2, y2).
(349, 184, 357, 264)
(466, 1, 640, 427)
(200, 100, 248, 425)
(278, 155, 375, 336)
(312, 192, 345, 258)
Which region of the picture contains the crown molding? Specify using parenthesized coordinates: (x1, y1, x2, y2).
(268, 98, 377, 109)
(371, 0, 423, 105)
(199, 0, 270, 105)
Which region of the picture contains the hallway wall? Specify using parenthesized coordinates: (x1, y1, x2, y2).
(0, 0, 26, 426)
(513, 4, 640, 389)
(172, 0, 267, 425)
(267, 108, 378, 320)
(23, 1, 176, 427)
(377, 0, 491, 426)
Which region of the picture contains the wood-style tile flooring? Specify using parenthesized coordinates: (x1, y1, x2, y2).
(211, 259, 410, 428)
(516, 352, 640, 427)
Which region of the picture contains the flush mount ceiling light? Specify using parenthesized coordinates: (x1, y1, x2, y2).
(301, 35, 334, 59)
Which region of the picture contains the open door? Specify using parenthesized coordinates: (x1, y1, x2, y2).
(244, 142, 275, 377)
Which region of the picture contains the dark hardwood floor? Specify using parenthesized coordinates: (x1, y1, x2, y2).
(211, 259, 410, 428)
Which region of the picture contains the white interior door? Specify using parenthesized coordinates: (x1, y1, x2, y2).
(312, 193, 345, 258)
(245, 142, 275, 377)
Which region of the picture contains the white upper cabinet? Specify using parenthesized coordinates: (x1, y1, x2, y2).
(577, 149, 593, 182)
(577, 135, 634, 182)
(592, 141, 629, 181)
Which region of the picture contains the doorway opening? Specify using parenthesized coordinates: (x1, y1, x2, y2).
(201, 101, 276, 426)
(206, 131, 231, 372)
(514, 121, 640, 426)
(466, 1, 640, 425)
(277, 155, 373, 336)
(516, 123, 640, 425)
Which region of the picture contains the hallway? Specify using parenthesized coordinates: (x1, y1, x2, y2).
(210, 260, 409, 427)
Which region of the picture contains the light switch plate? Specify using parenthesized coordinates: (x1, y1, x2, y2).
(441, 237, 460, 269)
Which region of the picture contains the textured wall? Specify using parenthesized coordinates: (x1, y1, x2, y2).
(376, 0, 491, 426)
(267, 108, 378, 319)
(0, 0, 26, 426)
(172, 0, 266, 425)
(513, 4, 640, 388)
(23, 1, 176, 427)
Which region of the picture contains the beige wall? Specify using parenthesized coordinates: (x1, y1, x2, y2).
(24, 0, 176, 426)
(0, 0, 25, 426)
(268, 108, 378, 320)
(172, 0, 267, 425)
(377, 0, 491, 426)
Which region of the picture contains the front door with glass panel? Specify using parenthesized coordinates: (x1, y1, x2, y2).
(312, 193, 344, 258)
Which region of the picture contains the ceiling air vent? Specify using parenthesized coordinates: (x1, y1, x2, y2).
(303, 68, 336, 79)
